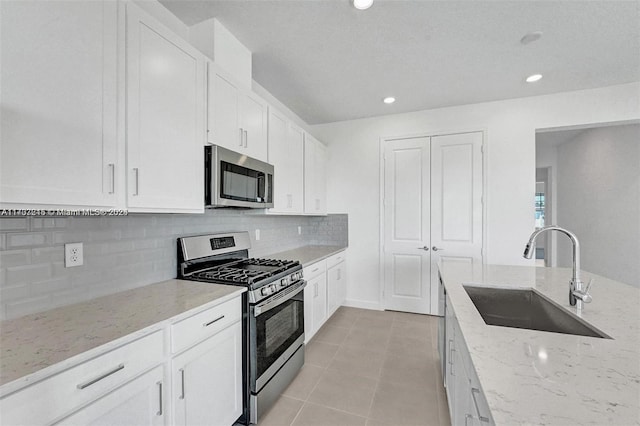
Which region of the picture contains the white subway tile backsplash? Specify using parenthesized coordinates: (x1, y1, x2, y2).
(31, 247, 64, 263)
(0, 212, 347, 319)
(0, 249, 32, 267)
(6, 264, 51, 286)
(0, 218, 29, 232)
(29, 277, 71, 296)
(0, 284, 29, 301)
(7, 232, 52, 248)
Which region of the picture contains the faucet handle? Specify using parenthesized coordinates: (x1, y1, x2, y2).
(574, 278, 594, 304)
(584, 278, 594, 294)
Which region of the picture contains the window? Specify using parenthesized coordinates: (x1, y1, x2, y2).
(535, 192, 545, 228)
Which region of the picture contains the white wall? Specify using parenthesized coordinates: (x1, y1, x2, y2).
(555, 124, 640, 288)
(312, 83, 640, 309)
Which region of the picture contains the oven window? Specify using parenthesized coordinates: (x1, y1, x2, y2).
(255, 293, 304, 380)
(220, 161, 265, 202)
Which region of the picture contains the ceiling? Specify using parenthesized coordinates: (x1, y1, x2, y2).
(160, 0, 640, 125)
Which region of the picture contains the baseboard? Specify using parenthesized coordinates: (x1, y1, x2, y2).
(343, 298, 382, 311)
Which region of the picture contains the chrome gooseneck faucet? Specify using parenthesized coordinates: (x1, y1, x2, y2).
(523, 226, 593, 309)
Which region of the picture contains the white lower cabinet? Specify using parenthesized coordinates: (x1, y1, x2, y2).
(445, 295, 494, 426)
(304, 270, 328, 341)
(327, 258, 347, 318)
(303, 251, 347, 343)
(55, 366, 165, 426)
(172, 319, 243, 426)
(0, 294, 244, 426)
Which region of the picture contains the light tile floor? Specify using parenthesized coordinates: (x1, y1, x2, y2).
(257, 307, 451, 426)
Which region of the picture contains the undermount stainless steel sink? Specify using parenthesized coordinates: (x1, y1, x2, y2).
(463, 286, 611, 339)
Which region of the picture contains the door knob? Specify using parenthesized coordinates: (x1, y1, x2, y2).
(417, 246, 430, 251)
(432, 246, 444, 251)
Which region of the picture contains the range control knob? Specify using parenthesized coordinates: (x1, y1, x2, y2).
(280, 277, 290, 287)
(270, 284, 277, 293)
(261, 286, 272, 296)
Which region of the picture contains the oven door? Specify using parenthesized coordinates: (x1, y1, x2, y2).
(250, 281, 305, 392)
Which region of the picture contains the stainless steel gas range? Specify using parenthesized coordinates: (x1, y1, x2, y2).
(177, 232, 305, 425)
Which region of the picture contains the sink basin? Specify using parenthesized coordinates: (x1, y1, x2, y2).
(463, 286, 611, 339)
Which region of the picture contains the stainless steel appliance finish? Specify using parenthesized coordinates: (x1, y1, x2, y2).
(205, 145, 274, 209)
(463, 285, 611, 339)
(177, 232, 305, 425)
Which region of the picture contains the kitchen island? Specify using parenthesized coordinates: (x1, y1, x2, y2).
(439, 261, 640, 425)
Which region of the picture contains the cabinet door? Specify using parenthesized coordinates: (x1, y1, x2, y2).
(267, 109, 304, 214)
(172, 322, 243, 426)
(241, 91, 268, 161)
(304, 135, 327, 215)
(309, 272, 328, 334)
(453, 348, 473, 426)
(287, 124, 305, 212)
(267, 108, 290, 212)
(126, 3, 204, 212)
(208, 65, 241, 150)
(56, 366, 165, 426)
(327, 262, 346, 317)
(0, 0, 118, 208)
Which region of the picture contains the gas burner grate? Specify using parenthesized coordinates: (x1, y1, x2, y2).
(194, 267, 270, 284)
(243, 258, 297, 267)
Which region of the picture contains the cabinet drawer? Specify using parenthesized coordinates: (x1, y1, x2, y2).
(303, 260, 326, 280)
(0, 330, 163, 426)
(326, 251, 346, 269)
(171, 296, 241, 354)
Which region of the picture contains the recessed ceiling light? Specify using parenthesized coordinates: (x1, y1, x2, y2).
(526, 74, 543, 83)
(383, 96, 395, 104)
(353, 0, 373, 10)
(520, 31, 543, 45)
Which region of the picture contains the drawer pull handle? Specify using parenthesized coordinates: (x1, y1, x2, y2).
(77, 364, 124, 389)
(157, 381, 163, 416)
(179, 368, 185, 399)
(311, 268, 319, 272)
(203, 315, 225, 327)
(471, 387, 490, 423)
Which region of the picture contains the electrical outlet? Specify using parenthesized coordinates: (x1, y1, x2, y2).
(298, 226, 302, 235)
(255, 229, 260, 241)
(65, 242, 83, 267)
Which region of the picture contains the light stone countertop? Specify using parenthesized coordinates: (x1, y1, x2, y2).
(266, 245, 347, 267)
(0, 279, 245, 395)
(439, 261, 640, 425)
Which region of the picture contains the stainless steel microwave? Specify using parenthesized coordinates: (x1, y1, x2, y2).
(205, 145, 274, 208)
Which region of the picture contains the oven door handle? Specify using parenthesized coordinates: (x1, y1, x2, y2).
(254, 281, 306, 317)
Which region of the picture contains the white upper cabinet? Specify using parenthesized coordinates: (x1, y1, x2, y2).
(304, 135, 327, 215)
(267, 108, 304, 214)
(0, 0, 118, 208)
(126, 3, 205, 213)
(207, 62, 267, 161)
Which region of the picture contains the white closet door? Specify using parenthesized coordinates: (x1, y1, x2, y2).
(430, 132, 483, 314)
(382, 132, 483, 315)
(383, 137, 432, 314)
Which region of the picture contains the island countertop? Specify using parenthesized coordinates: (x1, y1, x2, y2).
(439, 262, 640, 425)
